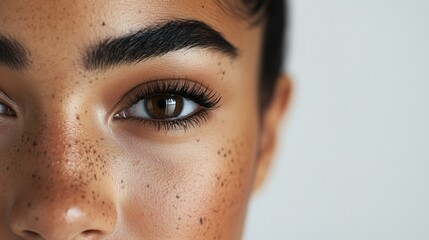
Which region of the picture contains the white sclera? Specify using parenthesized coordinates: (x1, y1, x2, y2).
(127, 97, 199, 120)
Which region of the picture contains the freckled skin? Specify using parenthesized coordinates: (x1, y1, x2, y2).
(0, 0, 289, 239)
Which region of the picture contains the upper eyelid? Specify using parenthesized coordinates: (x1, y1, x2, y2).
(115, 79, 221, 111)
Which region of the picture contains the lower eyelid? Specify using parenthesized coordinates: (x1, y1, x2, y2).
(121, 109, 210, 132)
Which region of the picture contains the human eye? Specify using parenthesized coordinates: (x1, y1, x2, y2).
(113, 79, 221, 131)
(0, 92, 16, 118)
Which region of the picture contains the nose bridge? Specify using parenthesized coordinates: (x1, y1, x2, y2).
(8, 103, 117, 239)
(23, 101, 95, 185)
(24, 90, 108, 177)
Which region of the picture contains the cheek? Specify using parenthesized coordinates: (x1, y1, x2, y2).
(121, 134, 258, 239)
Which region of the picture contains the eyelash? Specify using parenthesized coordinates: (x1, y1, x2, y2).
(118, 79, 221, 131)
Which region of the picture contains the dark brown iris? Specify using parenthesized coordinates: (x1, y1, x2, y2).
(145, 95, 184, 119)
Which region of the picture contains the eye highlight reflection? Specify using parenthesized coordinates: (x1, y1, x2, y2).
(114, 79, 221, 132)
(116, 95, 200, 120)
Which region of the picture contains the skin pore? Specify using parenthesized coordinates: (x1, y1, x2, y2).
(0, 0, 290, 239)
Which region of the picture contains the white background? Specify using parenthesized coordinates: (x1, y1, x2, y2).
(244, 0, 429, 239)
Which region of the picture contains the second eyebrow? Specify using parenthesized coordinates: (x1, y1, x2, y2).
(83, 20, 238, 71)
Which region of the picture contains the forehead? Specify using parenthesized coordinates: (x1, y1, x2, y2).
(0, 0, 248, 32)
(0, 0, 254, 68)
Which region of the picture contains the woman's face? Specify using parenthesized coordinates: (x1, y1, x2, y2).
(0, 0, 285, 239)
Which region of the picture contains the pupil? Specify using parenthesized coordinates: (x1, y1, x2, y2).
(156, 100, 166, 109)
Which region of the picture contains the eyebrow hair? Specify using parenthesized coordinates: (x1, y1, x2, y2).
(83, 20, 238, 71)
(0, 35, 28, 70)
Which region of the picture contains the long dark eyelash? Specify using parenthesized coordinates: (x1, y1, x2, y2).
(132, 110, 209, 132)
(120, 79, 221, 131)
(125, 79, 221, 109)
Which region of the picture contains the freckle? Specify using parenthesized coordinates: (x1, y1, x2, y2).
(200, 217, 203, 225)
(102, 21, 106, 26)
(35, 217, 39, 221)
(6, 166, 9, 171)
(27, 202, 32, 208)
(146, 184, 150, 188)
(76, 114, 80, 120)
(176, 195, 180, 199)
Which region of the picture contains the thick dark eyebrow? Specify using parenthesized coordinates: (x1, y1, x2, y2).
(83, 20, 238, 71)
(0, 35, 28, 70)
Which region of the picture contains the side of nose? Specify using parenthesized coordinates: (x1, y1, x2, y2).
(10, 193, 116, 240)
(7, 118, 118, 239)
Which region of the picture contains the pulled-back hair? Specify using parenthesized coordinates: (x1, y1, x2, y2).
(243, 0, 287, 109)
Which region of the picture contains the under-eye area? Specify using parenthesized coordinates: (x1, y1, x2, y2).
(113, 79, 221, 132)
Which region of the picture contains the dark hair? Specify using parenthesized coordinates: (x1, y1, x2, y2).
(243, 0, 287, 109)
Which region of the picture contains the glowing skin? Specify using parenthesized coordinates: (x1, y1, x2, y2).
(0, 0, 290, 239)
